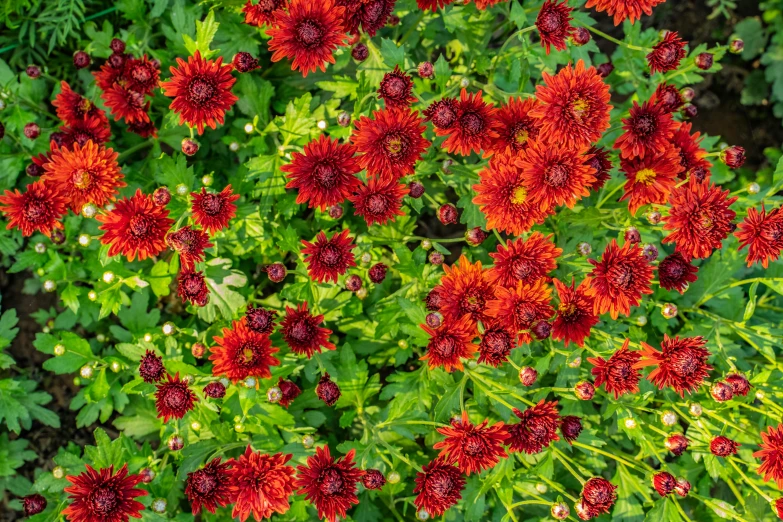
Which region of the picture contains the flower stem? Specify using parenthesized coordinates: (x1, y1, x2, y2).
(578, 23, 650, 52)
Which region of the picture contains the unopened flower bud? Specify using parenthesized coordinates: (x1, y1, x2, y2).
(729, 38, 744, 54)
(167, 435, 184, 451)
(695, 52, 713, 70)
(720, 146, 746, 168)
(337, 111, 351, 127)
(428, 251, 444, 265)
(418, 62, 434, 79)
(574, 381, 595, 400)
(577, 242, 592, 256)
(661, 303, 678, 319)
(519, 366, 537, 386)
(437, 204, 459, 225)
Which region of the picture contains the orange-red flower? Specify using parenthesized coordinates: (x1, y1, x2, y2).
(754, 424, 783, 489)
(228, 447, 296, 521)
(654, 82, 685, 113)
(123, 55, 161, 95)
(211, 319, 281, 383)
(437, 255, 496, 326)
(488, 233, 561, 288)
(191, 185, 240, 234)
(619, 145, 683, 215)
(658, 252, 698, 293)
(614, 99, 676, 159)
(155, 372, 198, 422)
(97, 189, 174, 261)
(735, 205, 783, 268)
(167, 225, 213, 270)
(243, 0, 288, 27)
(295, 446, 363, 522)
(551, 278, 598, 347)
(584, 239, 654, 319)
(347, 176, 409, 226)
(436, 89, 499, 157)
(160, 51, 238, 135)
(489, 97, 542, 157)
(434, 411, 509, 475)
(670, 122, 711, 180)
(53, 81, 108, 126)
(177, 269, 209, 306)
(413, 459, 465, 517)
(585, 0, 665, 25)
(477, 321, 518, 367)
(588, 339, 641, 398)
(486, 279, 554, 344)
(647, 31, 687, 74)
(536, 0, 574, 54)
(301, 229, 356, 283)
(417, 0, 454, 10)
(63, 464, 146, 522)
(0, 181, 68, 237)
(101, 85, 150, 124)
(280, 302, 336, 358)
(185, 458, 233, 515)
(507, 400, 560, 454)
(636, 335, 712, 397)
(420, 315, 477, 372)
(58, 116, 112, 149)
(352, 107, 430, 179)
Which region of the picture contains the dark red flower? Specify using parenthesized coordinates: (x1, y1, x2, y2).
(278, 378, 302, 407)
(63, 465, 146, 522)
(369, 263, 388, 283)
(486, 279, 554, 344)
(190, 185, 240, 234)
(94, 59, 125, 91)
(204, 381, 226, 399)
(233, 52, 260, 73)
(671, 122, 711, 179)
(128, 119, 158, 138)
(560, 415, 583, 444)
(420, 315, 477, 372)
(167, 225, 213, 270)
(22, 494, 47, 516)
(361, 469, 386, 490)
(776, 497, 783, 519)
(652, 471, 676, 496)
(243, 0, 287, 27)
(584, 239, 654, 319)
(97, 189, 173, 262)
(735, 205, 783, 268)
(177, 270, 209, 306)
(58, 116, 112, 148)
(123, 55, 160, 95)
(507, 400, 560, 454)
(577, 477, 617, 520)
(155, 373, 197, 422)
(434, 411, 509, 475)
(377, 65, 415, 108)
(536, 0, 574, 54)
(53, 81, 108, 126)
(245, 305, 277, 335)
(477, 321, 517, 367)
(139, 350, 165, 382)
(636, 334, 712, 397)
(301, 229, 357, 283)
(489, 97, 542, 157)
(227, 447, 296, 521)
(316, 373, 341, 405)
(413, 459, 465, 517)
(417, 0, 454, 10)
(101, 85, 150, 125)
(615, 99, 676, 160)
(424, 98, 459, 129)
(211, 319, 280, 383)
(754, 424, 783, 488)
(726, 373, 751, 396)
(348, 176, 408, 226)
(185, 458, 233, 515)
(436, 89, 500, 157)
(587, 146, 613, 191)
(654, 83, 685, 113)
(0, 181, 67, 238)
(588, 340, 642, 398)
(721, 145, 746, 169)
(647, 31, 687, 74)
(425, 288, 443, 311)
(665, 433, 689, 456)
(338, 0, 394, 36)
(710, 436, 739, 457)
(280, 302, 335, 357)
(295, 446, 363, 522)
(585, 0, 664, 25)
(352, 107, 430, 179)
(658, 252, 698, 293)
(620, 146, 683, 215)
(551, 278, 598, 348)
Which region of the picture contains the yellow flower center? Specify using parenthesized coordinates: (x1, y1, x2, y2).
(511, 186, 527, 205)
(385, 136, 403, 155)
(635, 168, 657, 185)
(72, 169, 92, 189)
(571, 98, 589, 121)
(515, 129, 529, 145)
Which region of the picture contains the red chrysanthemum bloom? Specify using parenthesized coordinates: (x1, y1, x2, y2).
(636, 334, 712, 397)
(41, 141, 125, 213)
(338, 0, 395, 35)
(139, 350, 165, 383)
(436, 89, 499, 157)
(486, 279, 554, 344)
(585, 0, 665, 25)
(530, 60, 612, 150)
(245, 305, 277, 335)
(473, 158, 552, 236)
(177, 270, 209, 306)
(160, 50, 238, 135)
(123, 55, 161, 95)
(710, 436, 739, 457)
(671, 122, 712, 179)
(473, 0, 504, 9)
(377, 65, 416, 108)
(437, 255, 496, 326)
(101, 85, 150, 124)
(53, 81, 108, 126)
(755, 424, 783, 488)
(735, 205, 783, 268)
(551, 278, 599, 347)
(434, 411, 509, 475)
(155, 372, 198, 422)
(413, 459, 465, 517)
(536, 0, 574, 54)
(185, 458, 233, 515)
(662, 180, 737, 259)
(278, 377, 302, 407)
(614, 99, 676, 160)
(94, 59, 126, 92)
(488, 233, 561, 289)
(167, 226, 213, 270)
(97, 189, 173, 261)
(647, 31, 687, 74)
(584, 239, 654, 319)
(726, 373, 751, 396)
(619, 145, 683, 215)
(348, 176, 408, 226)
(517, 139, 596, 211)
(587, 339, 642, 398)
(58, 116, 112, 148)
(560, 415, 583, 444)
(211, 319, 281, 383)
(266, 0, 347, 77)
(420, 315, 477, 372)
(352, 107, 430, 179)
(0, 181, 67, 237)
(243, 0, 287, 27)
(578, 477, 617, 520)
(228, 447, 296, 521)
(282, 135, 362, 210)
(280, 302, 336, 357)
(776, 498, 783, 519)
(507, 400, 560, 454)
(63, 464, 146, 522)
(658, 252, 698, 293)
(295, 446, 363, 522)
(417, 0, 454, 10)
(587, 146, 613, 191)
(127, 119, 158, 138)
(424, 98, 459, 129)
(191, 185, 240, 234)
(477, 320, 518, 367)
(301, 229, 357, 283)
(489, 97, 542, 157)
(654, 82, 685, 113)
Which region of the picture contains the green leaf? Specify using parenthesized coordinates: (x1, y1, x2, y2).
(37, 332, 94, 375)
(61, 284, 81, 314)
(380, 38, 405, 68)
(149, 259, 174, 297)
(198, 257, 248, 322)
(183, 9, 219, 58)
(0, 309, 19, 351)
(84, 428, 125, 469)
(509, 1, 527, 28)
(644, 498, 683, 522)
(434, 54, 451, 92)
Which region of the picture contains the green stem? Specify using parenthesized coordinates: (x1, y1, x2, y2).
(578, 23, 650, 52)
(728, 457, 773, 502)
(117, 140, 154, 162)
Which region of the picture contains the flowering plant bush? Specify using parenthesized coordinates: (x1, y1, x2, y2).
(1, 0, 783, 521)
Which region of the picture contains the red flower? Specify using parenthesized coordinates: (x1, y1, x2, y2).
(584, 239, 654, 319)
(211, 319, 281, 383)
(167, 226, 213, 270)
(185, 458, 233, 515)
(58, 116, 112, 148)
(530, 60, 612, 150)
(486, 279, 554, 344)
(776, 498, 783, 519)
(424, 98, 459, 129)
(726, 373, 751, 396)
(245, 305, 277, 335)
(94, 59, 126, 92)
(437, 255, 496, 326)
(317, 372, 341, 405)
(671, 122, 712, 179)
(301, 229, 357, 283)
(155, 373, 198, 422)
(517, 140, 596, 211)
(654, 82, 685, 113)
(489, 97, 542, 157)
(63, 464, 146, 522)
(473, 0, 504, 9)
(662, 180, 737, 259)
(614, 99, 676, 160)
(191, 185, 240, 234)
(587, 146, 613, 191)
(710, 436, 739, 457)
(551, 278, 598, 347)
(101, 85, 150, 124)
(177, 270, 209, 306)
(658, 252, 698, 293)
(420, 315, 477, 372)
(488, 233, 561, 289)
(97, 189, 174, 261)
(352, 107, 430, 179)
(477, 321, 518, 367)
(560, 415, 583, 444)
(243, 0, 287, 27)
(266, 0, 347, 77)
(578, 477, 617, 520)
(647, 31, 687, 74)
(41, 141, 125, 213)
(53, 81, 108, 126)
(413, 459, 465, 517)
(338, 0, 395, 36)
(282, 135, 362, 210)
(434, 411, 509, 475)
(735, 205, 783, 268)
(228, 447, 296, 521)
(588, 339, 642, 398)
(636, 334, 712, 397)
(278, 377, 302, 407)
(348, 176, 409, 226)
(295, 446, 363, 522)
(377, 65, 416, 108)
(619, 146, 683, 215)
(507, 400, 560, 454)
(139, 350, 165, 383)
(0, 181, 68, 237)
(436, 89, 499, 157)
(754, 424, 783, 488)
(417, 0, 455, 11)
(280, 302, 336, 357)
(123, 55, 160, 95)
(585, 0, 665, 25)
(665, 433, 689, 456)
(536, 0, 574, 54)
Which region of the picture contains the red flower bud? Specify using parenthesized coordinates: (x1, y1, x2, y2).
(519, 366, 538, 386)
(437, 204, 459, 225)
(574, 381, 595, 400)
(720, 145, 746, 168)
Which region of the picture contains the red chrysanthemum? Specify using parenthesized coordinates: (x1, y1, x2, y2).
(185, 458, 233, 515)
(413, 459, 465, 517)
(191, 185, 240, 234)
(735, 205, 783, 268)
(436, 89, 499, 157)
(654, 82, 685, 113)
(437, 255, 496, 326)
(377, 65, 416, 108)
(301, 229, 357, 283)
(127, 119, 158, 138)
(278, 377, 302, 407)
(347, 176, 408, 226)
(177, 270, 209, 306)
(266, 0, 347, 77)
(536, 0, 574, 54)
(58, 116, 112, 148)
(228, 447, 296, 521)
(507, 400, 560, 454)
(280, 302, 336, 358)
(424, 98, 459, 129)
(155, 372, 198, 422)
(776, 497, 783, 519)
(139, 350, 165, 383)
(97, 189, 173, 261)
(671, 122, 712, 180)
(160, 50, 238, 135)
(0, 181, 67, 237)
(167, 226, 213, 270)
(658, 252, 698, 293)
(587, 146, 613, 191)
(282, 135, 362, 210)
(560, 415, 583, 444)
(434, 411, 509, 475)
(577, 477, 617, 520)
(587, 339, 642, 398)
(636, 334, 712, 397)
(295, 446, 363, 522)
(477, 320, 518, 367)
(754, 424, 783, 488)
(710, 436, 739, 457)
(245, 305, 277, 335)
(101, 85, 150, 124)
(53, 81, 108, 126)
(489, 97, 542, 157)
(662, 180, 738, 259)
(614, 99, 676, 160)
(41, 141, 125, 213)
(584, 239, 654, 319)
(585, 0, 665, 25)
(530, 60, 612, 150)
(352, 107, 430, 179)
(210, 319, 281, 383)
(63, 464, 147, 522)
(551, 278, 599, 347)
(486, 279, 554, 344)
(123, 55, 161, 95)
(619, 145, 683, 215)
(473, 0, 504, 9)
(488, 233, 562, 289)
(338, 0, 395, 35)
(243, 0, 287, 27)
(417, 0, 454, 10)
(420, 315, 477, 372)
(647, 31, 687, 74)
(94, 59, 126, 92)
